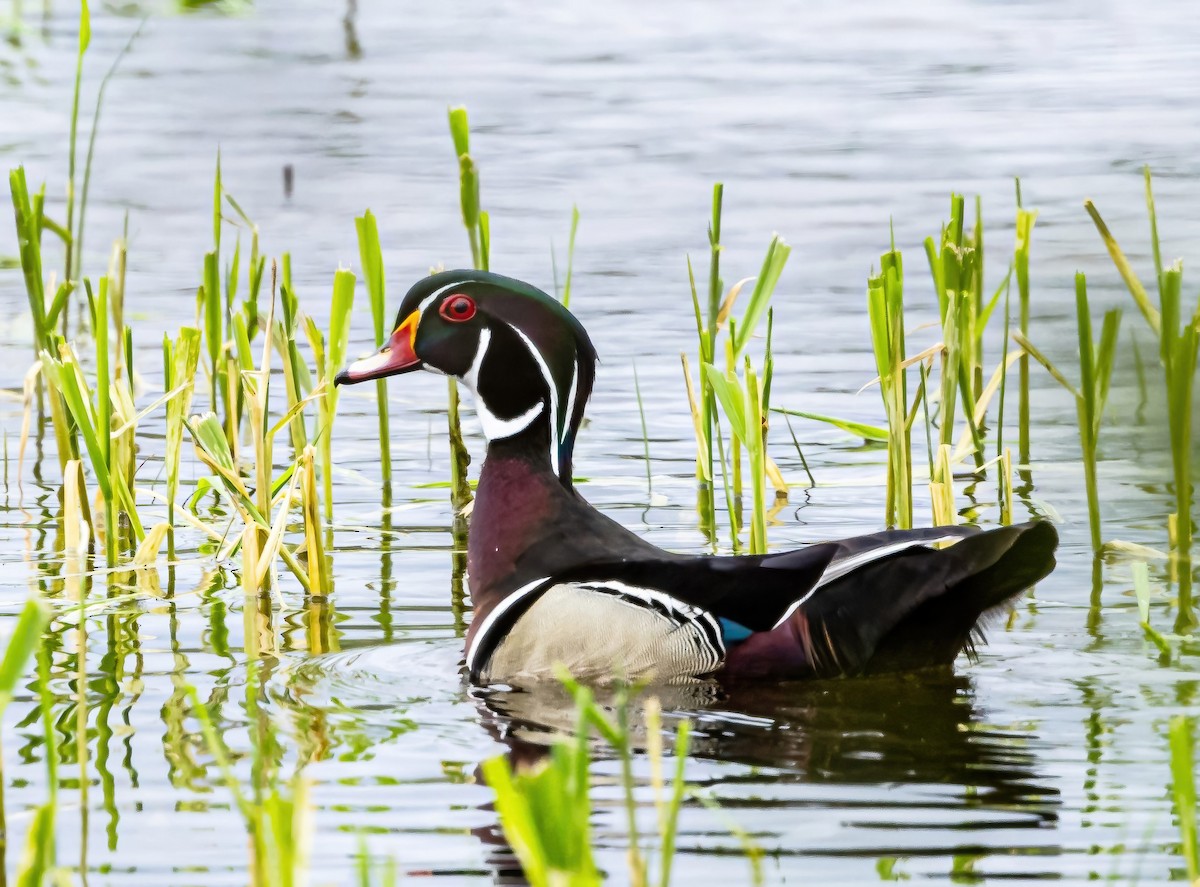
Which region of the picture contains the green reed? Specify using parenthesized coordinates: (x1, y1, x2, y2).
(554, 204, 581, 308)
(355, 210, 393, 504)
(184, 252, 337, 591)
(308, 267, 356, 523)
(926, 195, 974, 439)
(928, 197, 985, 396)
(1, 600, 57, 885)
(185, 411, 311, 592)
(1156, 260, 1197, 625)
(274, 254, 312, 454)
(9, 167, 79, 471)
(163, 327, 201, 559)
(693, 232, 790, 553)
(484, 675, 762, 887)
(356, 842, 399, 887)
(63, 0, 88, 288)
(39, 277, 148, 564)
(1014, 184, 1037, 466)
(687, 183, 723, 498)
(187, 681, 313, 887)
(0, 599, 49, 715)
(1087, 168, 1198, 630)
(927, 195, 1004, 472)
(633, 361, 653, 496)
(76, 15, 140, 287)
(446, 106, 484, 510)
(1168, 715, 1199, 884)
(867, 243, 914, 528)
(1015, 273, 1120, 554)
(200, 154, 225, 421)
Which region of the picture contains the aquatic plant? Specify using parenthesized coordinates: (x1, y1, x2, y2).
(483, 677, 762, 887)
(445, 105, 484, 510)
(553, 205, 581, 308)
(273, 254, 312, 454)
(1013, 185, 1037, 467)
(63, 0, 88, 286)
(185, 411, 311, 591)
(1168, 715, 1198, 885)
(1086, 168, 1198, 630)
(686, 212, 790, 553)
(777, 197, 1022, 530)
(9, 166, 79, 471)
(686, 185, 724, 515)
(188, 682, 313, 887)
(308, 267, 356, 523)
(1015, 273, 1120, 554)
(163, 327, 202, 558)
(0, 598, 56, 883)
(867, 242, 916, 528)
(355, 210, 393, 506)
(39, 276, 148, 565)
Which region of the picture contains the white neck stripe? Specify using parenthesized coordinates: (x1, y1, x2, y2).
(508, 323, 561, 476)
(562, 359, 579, 452)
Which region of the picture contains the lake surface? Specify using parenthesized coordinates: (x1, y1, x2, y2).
(2, 0, 1200, 883)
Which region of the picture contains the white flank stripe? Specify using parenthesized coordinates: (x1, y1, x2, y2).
(771, 534, 965, 629)
(509, 324, 561, 476)
(585, 580, 705, 617)
(465, 577, 551, 673)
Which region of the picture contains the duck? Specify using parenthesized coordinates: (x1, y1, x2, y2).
(335, 269, 1058, 686)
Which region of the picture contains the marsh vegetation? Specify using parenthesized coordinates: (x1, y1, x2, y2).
(1, 2, 1198, 884)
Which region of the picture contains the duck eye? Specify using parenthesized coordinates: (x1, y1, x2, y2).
(439, 295, 476, 323)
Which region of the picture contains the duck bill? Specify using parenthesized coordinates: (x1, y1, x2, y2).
(335, 311, 422, 386)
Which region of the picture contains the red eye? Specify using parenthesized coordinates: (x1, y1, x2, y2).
(439, 294, 476, 322)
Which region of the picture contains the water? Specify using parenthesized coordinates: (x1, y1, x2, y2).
(2, 0, 1200, 883)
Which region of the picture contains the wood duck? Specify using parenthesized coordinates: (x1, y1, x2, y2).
(336, 270, 1058, 686)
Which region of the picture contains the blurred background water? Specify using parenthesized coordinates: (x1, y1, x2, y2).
(2, 0, 1200, 883)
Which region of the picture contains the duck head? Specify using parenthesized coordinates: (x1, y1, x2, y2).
(335, 270, 597, 485)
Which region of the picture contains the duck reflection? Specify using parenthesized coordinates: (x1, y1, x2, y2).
(470, 670, 1059, 881)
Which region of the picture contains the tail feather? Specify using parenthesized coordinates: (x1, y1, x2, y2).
(863, 521, 1058, 674)
(722, 521, 1058, 681)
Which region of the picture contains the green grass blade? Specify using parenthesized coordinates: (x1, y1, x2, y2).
(1015, 204, 1037, 464)
(562, 204, 580, 308)
(633, 362, 653, 496)
(770, 408, 888, 442)
(356, 210, 393, 498)
(732, 236, 790, 358)
(1011, 331, 1079, 396)
(703, 364, 746, 443)
(9, 168, 48, 347)
(1168, 715, 1198, 883)
(0, 598, 50, 715)
(1144, 166, 1164, 299)
(1075, 273, 1097, 437)
(1084, 200, 1161, 335)
(1095, 309, 1122, 425)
